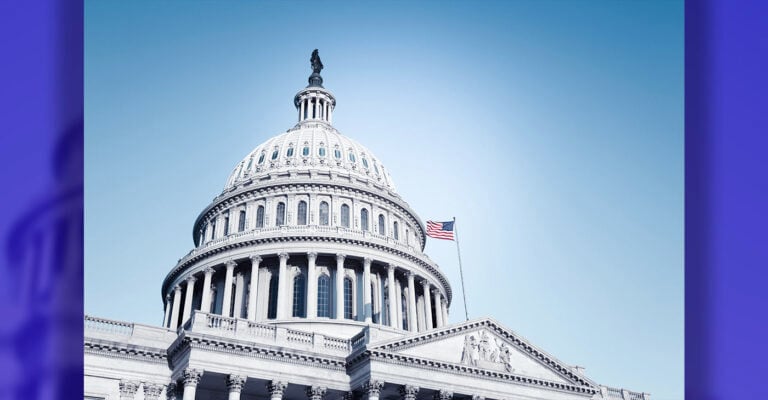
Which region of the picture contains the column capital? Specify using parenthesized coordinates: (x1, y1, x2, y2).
(387, 263, 396, 272)
(143, 383, 164, 400)
(165, 293, 171, 301)
(420, 279, 431, 288)
(165, 382, 178, 400)
(182, 368, 203, 387)
(225, 260, 237, 269)
(118, 380, 140, 398)
(173, 285, 182, 292)
(278, 252, 290, 261)
(362, 380, 385, 396)
(250, 255, 263, 264)
(336, 253, 346, 262)
(434, 390, 453, 400)
(405, 271, 415, 279)
(267, 381, 289, 397)
(185, 275, 197, 284)
(226, 375, 247, 392)
(306, 386, 327, 400)
(399, 385, 419, 400)
(431, 288, 441, 296)
(203, 267, 215, 275)
(307, 251, 318, 260)
(363, 257, 372, 266)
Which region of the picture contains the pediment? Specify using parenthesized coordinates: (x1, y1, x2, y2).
(368, 318, 595, 388)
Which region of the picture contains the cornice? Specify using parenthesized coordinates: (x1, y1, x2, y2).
(168, 333, 348, 372)
(162, 234, 452, 304)
(84, 338, 168, 365)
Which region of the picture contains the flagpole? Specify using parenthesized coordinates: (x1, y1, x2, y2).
(453, 216, 470, 321)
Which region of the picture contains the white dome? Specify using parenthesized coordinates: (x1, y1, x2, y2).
(224, 122, 396, 192)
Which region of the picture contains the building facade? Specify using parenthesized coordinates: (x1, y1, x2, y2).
(84, 51, 648, 400)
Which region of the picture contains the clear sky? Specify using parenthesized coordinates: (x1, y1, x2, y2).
(85, 1, 683, 399)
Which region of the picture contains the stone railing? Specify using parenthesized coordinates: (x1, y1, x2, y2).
(350, 326, 370, 352)
(177, 224, 427, 267)
(185, 311, 351, 355)
(85, 315, 134, 336)
(600, 386, 649, 400)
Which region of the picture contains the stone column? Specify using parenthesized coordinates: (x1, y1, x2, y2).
(307, 386, 327, 400)
(143, 383, 165, 400)
(406, 272, 417, 332)
(362, 380, 384, 400)
(421, 280, 433, 330)
(399, 385, 419, 400)
(233, 272, 245, 318)
(394, 281, 403, 329)
(335, 253, 345, 319)
(182, 276, 197, 324)
(118, 380, 140, 400)
(162, 294, 172, 327)
(276, 252, 289, 319)
(266, 381, 288, 400)
(433, 289, 444, 328)
(442, 297, 449, 324)
(299, 98, 305, 121)
(200, 267, 214, 313)
(306, 252, 318, 318)
(170, 285, 182, 329)
(434, 390, 452, 400)
(247, 255, 261, 321)
(181, 368, 203, 400)
(363, 258, 372, 323)
(387, 265, 397, 327)
(222, 260, 236, 317)
(314, 96, 319, 119)
(226, 375, 246, 400)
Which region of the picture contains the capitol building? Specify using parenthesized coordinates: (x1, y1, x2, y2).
(84, 51, 648, 400)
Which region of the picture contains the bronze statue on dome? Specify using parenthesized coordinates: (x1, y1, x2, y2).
(311, 49, 323, 73)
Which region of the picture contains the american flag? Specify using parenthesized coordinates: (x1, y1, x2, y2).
(426, 220, 455, 240)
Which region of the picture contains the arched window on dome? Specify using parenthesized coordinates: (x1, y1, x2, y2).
(238, 210, 246, 232)
(286, 146, 294, 157)
(267, 273, 278, 319)
(319, 201, 329, 226)
(340, 204, 350, 228)
(256, 205, 265, 228)
(302, 145, 310, 157)
(362, 157, 369, 169)
(246, 156, 254, 170)
(292, 274, 306, 318)
(258, 152, 265, 164)
(348, 150, 356, 163)
(317, 275, 331, 318)
(297, 200, 308, 225)
(271, 148, 279, 160)
(223, 212, 230, 236)
(276, 202, 286, 226)
(374, 162, 380, 174)
(318, 146, 326, 157)
(393, 221, 399, 240)
(401, 291, 409, 330)
(378, 214, 386, 235)
(334, 148, 342, 160)
(344, 277, 353, 319)
(361, 209, 369, 231)
(210, 219, 217, 240)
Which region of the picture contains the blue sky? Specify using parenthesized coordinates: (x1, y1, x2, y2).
(85, 1, 683, 399)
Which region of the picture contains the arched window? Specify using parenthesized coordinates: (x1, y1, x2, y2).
(340, 204, 350, 228)
(238, 210, 246, 232)
(361, 209, 369, 231)
(258, 152, 265, 164)
(292, 274, 306, 317)
(319, 201, 329, 226)
(362, 157, 369, 169)
(378, 214, 386, 235)
(271, 149, 279, 160)
(256, 205, 265, 228)
(344, 277, 353, 319)
(200, 225, 207, 244)
(393, 221, 399, 240)
(246, 156, 254, 170)
(297, 201, 308, 225)
(317, 275, 331, 318)
(348, 151, 356, 162)
(318, 146, 326, 157)
(210, 219, 217, 240)
(267, 274, 279, 319)
(302, 145, 310, 156)
(223, 213, 230, 236)
(286, 147, 294, 157)
(276, 202, 286, 226)
(334, 148, 342, 159)
(401, 292, 409, 330)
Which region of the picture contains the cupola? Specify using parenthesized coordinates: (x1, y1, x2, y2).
(293, 49, 336, 124)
